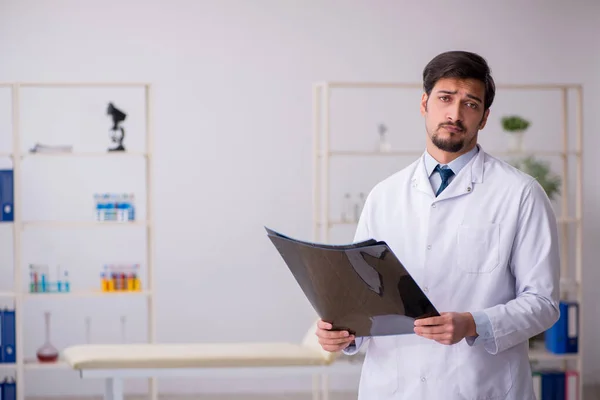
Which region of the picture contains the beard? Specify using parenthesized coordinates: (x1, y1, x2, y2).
(430, 122, 468, 153)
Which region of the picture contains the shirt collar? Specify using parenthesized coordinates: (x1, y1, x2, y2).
(424, 145, 479, 177)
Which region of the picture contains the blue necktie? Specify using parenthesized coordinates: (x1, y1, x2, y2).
(435, 164, 454, 196)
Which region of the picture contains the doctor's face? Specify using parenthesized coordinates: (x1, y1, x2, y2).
(420, 77, 490, 153)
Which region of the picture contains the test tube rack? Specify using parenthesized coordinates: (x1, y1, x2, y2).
(100, 264, 142, 292)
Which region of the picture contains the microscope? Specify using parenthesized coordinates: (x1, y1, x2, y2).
(106, 102, 127, 152)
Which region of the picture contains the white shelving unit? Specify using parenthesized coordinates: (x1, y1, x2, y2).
(313, 81, 583, 395)
(0, 82, 157, 400)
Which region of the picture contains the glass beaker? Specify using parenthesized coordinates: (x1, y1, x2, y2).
(36, 311, 59, 363)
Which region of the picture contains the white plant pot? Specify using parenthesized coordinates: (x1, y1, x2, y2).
(507, 131, 525, 152)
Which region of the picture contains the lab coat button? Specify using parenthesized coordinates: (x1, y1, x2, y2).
(421, 377, 426, 382)
(427, 245, 431, 250)
(423, 287, 429, 293)
(467, 187, 472, 192)
(432, 203, 436, 208)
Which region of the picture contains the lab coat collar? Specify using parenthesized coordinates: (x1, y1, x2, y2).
(411, 144, 485, 199)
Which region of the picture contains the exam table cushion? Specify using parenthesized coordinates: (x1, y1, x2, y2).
(62, 342, 334, 370)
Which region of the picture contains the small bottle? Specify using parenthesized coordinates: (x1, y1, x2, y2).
(56, 265, 62, 293)
(29, 265, 36, 293)
(36, 311, 59, 363)
(134, 264, 141, 291)
(100, 272, 108, 292)
(108, 272, 115, 292)
(117, 194, 129, 222)
(129, 193, 135, 221)
(108, 194, 117, 221)
(41, 268, 47, 293)
(63, 271, 70, 293)
(99, 194, 109, 221)
(120, 271, 126, 292)
(111, 269, 118, 291)
(94, 194, 100, 221)
(126, 266, 135, 291)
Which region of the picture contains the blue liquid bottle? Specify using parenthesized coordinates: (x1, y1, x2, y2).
(63, 271, 70, 292)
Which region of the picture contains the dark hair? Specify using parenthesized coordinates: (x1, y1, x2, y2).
(422, 51, 496, 110)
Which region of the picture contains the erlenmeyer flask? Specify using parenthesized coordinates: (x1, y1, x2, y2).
(36, 311, 59, 362)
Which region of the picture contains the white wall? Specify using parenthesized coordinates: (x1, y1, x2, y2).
(0, 0, 599, 396)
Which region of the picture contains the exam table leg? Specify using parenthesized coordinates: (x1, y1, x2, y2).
(312, 373, 321, 400)
(321, 373, 329, 400)
(104, 378, 124, 400)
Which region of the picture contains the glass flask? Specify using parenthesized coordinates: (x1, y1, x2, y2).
(36, 311, 59, 363)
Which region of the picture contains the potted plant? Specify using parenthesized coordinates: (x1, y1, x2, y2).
(511, 156, 561, 201)
(501, 115, 530, 152)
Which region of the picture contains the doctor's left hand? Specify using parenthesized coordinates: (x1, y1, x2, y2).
(413, 312, 477, 345)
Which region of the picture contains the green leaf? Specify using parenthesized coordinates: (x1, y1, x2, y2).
(502, 115, 530, 132)
(511, 156, 561, 200)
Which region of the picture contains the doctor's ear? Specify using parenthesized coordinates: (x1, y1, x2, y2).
(478, 109, 490, 129)
(420, 93, 429, 115)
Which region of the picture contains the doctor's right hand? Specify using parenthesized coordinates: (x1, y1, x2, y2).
(315, 319, 355, 352)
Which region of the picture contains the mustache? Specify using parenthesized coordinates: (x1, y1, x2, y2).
(439, 121, 465, 131)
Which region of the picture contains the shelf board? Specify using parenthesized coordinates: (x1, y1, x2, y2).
(24, 290, 151, 299)
(319, 217, 579, 227)
(0, 152, 12, 158)
(0, 362, 16, 369)
(23, 151, 148, 158)
(529, 343, 578, 362)
(24, 358, 70, 370)
(22, 220, 148, 228)
(324, 151, 422, 157)
(0, 291, 16, 298)
(558, 217, 580, 224)
(320, 150, 580, 158)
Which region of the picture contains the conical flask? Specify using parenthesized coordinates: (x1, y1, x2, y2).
(36, 311, 59, 362)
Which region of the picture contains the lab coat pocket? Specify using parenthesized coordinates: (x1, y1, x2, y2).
(457, 223, 500, 274)
(458, 345, 513, 400)
(360, 336, 400, 395)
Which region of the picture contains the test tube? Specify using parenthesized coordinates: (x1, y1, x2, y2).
(63, 270, 70, 292)
(56, 265, 62, 293)
(29, 265, 37, 293)
(40, 265, 47, 293)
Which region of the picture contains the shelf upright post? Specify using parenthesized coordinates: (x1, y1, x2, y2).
(575, 84, 584, 398)
(11, 83, 25, 400)
(144, 83, 157, 400)
(313, 83, 322, 243)
(323, 83, 331, 244)
(560, 88, 570, 295)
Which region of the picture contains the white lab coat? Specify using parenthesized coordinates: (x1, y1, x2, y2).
(349, 146, 560, 400)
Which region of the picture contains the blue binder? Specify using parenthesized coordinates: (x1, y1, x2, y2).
(0, 170, 13, 222)
(546, 301, 578, 354)
(1, 378, 15, 400)
(565, 302, 579, 353)
(0, 310, 15, 363)
(540, 370, 565, 400)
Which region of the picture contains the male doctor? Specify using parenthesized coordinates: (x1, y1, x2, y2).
(315, 50, 561, 399)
